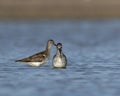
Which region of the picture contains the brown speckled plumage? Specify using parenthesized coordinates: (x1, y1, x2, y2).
(16, 51, 48, 62)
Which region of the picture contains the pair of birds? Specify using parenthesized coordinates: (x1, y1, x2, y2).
(16, 40, 67, 68)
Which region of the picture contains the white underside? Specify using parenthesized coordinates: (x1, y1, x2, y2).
(23, 61, 48, 67)
(52, 57, 66, 68)
(25, 62, 43, 66)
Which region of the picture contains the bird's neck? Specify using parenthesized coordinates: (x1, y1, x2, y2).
(46, 44, 52, 56)
(56, 49, 62, 56)
(46, 42, 51, 50)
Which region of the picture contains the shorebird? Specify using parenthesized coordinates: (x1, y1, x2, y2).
(52, 43, 67, 68)
(16, 40, 55, 67)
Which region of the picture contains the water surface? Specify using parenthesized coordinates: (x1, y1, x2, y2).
(0, 20, 120, 96)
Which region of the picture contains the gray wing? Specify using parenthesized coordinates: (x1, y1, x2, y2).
(61, 53, 67, 65)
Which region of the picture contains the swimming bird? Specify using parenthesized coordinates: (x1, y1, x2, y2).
(52, 43, 67, 68)
(16, 40, 55, 67)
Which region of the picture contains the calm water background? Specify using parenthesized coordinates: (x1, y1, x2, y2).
(0, 19, 120, 96)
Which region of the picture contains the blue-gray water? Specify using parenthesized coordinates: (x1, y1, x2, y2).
(0, 20, 120, 96)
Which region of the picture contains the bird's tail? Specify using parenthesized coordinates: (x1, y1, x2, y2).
(15, 59, 23, 62)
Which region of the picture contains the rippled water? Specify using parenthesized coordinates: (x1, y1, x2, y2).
(0, 19, 120, 96)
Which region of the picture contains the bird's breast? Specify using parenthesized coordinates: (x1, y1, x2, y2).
(52, 56, 66, 68)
